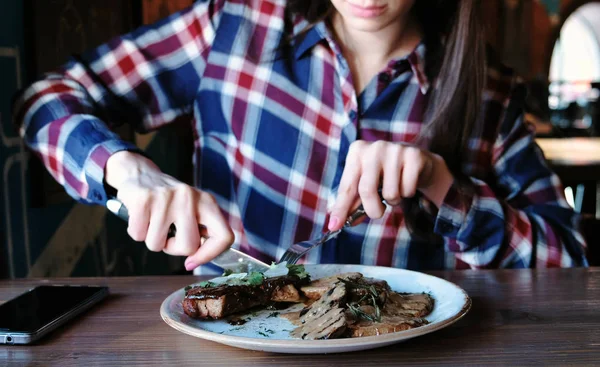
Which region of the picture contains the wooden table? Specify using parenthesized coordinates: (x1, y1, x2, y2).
(1, 269, 599, 366)
(537, 138, 600, 180)
(537, 138, 600, 216)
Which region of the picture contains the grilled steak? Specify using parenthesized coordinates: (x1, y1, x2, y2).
(382, 292, 434, 318)
(347, 315, 430, 337)
(347, 277, 390, 306)
(299, 281, 348, 323)
(183, 275, 308, 320)
(344, 291, 433, 337)
(291, 281, 349, 339)
(271, 284, 302, 302)
(301, 273, 389, 303)
(291, 307, 347, 340)
(300, 272, 362, 300)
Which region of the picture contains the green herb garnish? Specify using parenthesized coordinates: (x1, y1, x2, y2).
(346, 302, 380, 322)
(338, 278, 382, 323)
(247, 272, 264, 286)
(258, 331, 270, 337)
(194, 263, 306, 290)
(264, 329, 275, 334)
(287, 264, 309, 279)
(267, 312, 280, 318)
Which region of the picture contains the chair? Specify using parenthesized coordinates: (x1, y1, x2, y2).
(580, 214, 600, 266)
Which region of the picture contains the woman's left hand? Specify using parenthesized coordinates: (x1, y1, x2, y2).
(328, 140, 455, 231)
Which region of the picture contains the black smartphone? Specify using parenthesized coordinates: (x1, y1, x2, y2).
(0, 285, 109, 345)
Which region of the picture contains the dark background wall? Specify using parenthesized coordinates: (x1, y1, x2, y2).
(0, 0, 195, 279)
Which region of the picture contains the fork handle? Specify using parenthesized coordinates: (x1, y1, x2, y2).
(343, 188, 385, 227)
(344, 206, 367, 227)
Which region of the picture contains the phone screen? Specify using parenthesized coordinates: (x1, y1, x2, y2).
(0, 285, 107, 333)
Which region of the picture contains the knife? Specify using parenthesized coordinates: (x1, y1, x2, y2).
(106, 198, 270, 273)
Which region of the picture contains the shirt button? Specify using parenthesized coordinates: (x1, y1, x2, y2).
(349, 110, 357, 121)
(438, 222, 454, 234)
(378, 73, 390, 83)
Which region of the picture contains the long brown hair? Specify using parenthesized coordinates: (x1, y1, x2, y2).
(287, 0, 485, 235)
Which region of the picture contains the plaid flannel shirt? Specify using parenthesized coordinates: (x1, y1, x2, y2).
(14, 0, 588, 273)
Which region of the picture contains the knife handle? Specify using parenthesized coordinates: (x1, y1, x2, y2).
(107, 198, 205, 239)
(167, 223, 209, 239)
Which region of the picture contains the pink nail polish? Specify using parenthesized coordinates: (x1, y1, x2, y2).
(185, 261, 197, 271)
(328, 216, 340, 231)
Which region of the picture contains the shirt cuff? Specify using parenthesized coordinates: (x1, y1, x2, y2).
(433, 179, 476, 250)
(83, 139, 141, 205)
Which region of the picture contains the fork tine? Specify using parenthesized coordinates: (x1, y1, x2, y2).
(280, 252, 298, 265)
(279, 239, 317, 265)
(285, 250, 303, 265)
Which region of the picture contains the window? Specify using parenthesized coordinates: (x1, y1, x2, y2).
(549, 3, 600, 109)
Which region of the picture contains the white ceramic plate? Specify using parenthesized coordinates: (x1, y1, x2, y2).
(160, 264, 471, 354)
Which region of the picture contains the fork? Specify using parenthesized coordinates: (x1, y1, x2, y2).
(277, 204, 372, 265)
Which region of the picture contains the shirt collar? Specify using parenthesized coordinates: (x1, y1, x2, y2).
(291, 17, 430, 95)
(292, 19, 329, 60)
(406, 42, 430, 94)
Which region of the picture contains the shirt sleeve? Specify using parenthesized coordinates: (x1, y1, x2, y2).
(12, 0, 224, 205)
(433, 83, 588, 268)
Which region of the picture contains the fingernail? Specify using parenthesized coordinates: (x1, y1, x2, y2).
(185, 261, 198, 272)
(328, 216, 340, 231)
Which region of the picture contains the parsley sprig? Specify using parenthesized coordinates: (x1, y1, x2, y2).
(338, 278, 382, 323)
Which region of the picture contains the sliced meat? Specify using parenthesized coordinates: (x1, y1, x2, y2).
(183, 275, 308, 320)
(347, 315, 429, 337)
(343, 291, 433, 338)
(183, 293, 257, 319)
(356, 277, 390, 292)
(300, 272, 362, 300)
(291, 308, 347, 340)
(271, 284, 302, 302)
(280, 310, 302, 326)
(345, 304, 377, 321)
(347, 277, 390, 306)
(383, 292, 434, 318)
(290, 281, 349, 339)
(299, 281, 348, 324)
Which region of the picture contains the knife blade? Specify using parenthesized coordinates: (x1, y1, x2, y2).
(106, 198, 270, 273)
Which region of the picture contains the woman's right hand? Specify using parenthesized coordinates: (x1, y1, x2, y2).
(105, 151, 234, 271)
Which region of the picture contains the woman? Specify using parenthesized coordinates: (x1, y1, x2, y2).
(13, 0, 588, 273)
